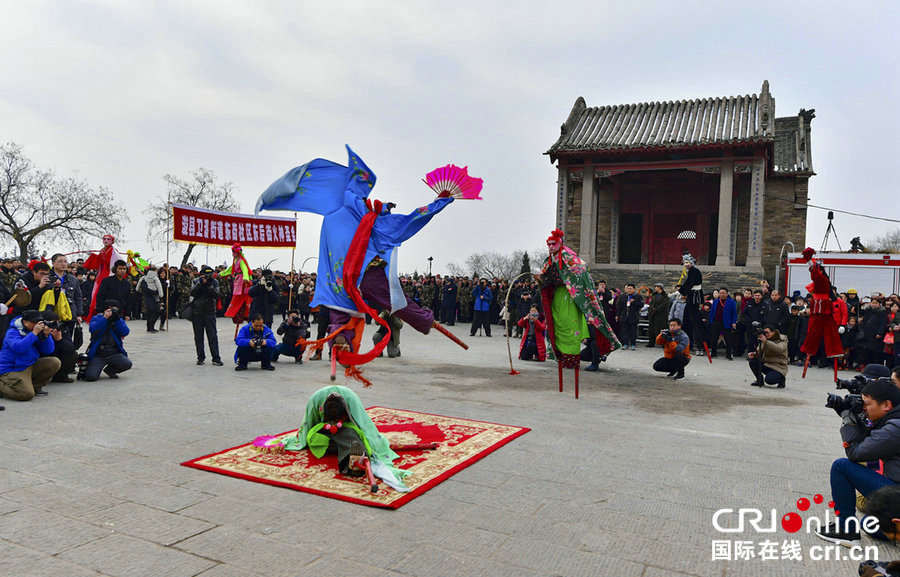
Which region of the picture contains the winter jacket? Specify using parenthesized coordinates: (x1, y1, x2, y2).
(48, 271, 84, 318)
(655, 328, 691, 359)
(756, 331, 789, 376)
(841, 406, 900, 482)
(0, 317, 56, 373)
(708, 297, 738, 327)
(189, 277, 220, 317)
(87, 314, 129, 359)
(833, 299, 849, 327)
(137, 270, 164, 301)
(472, 285, 492, 312)
(517, 314, 547, 361)
(762, 298, 790, 332)
(669, 298, 687, 323)
(616, 293, 643, 324)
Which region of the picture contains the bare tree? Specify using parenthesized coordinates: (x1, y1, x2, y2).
(448, 246, 546, 279)
(0, 142, 128, 260)
(867, 229, 900, 253)
(145, 168, 239, 268)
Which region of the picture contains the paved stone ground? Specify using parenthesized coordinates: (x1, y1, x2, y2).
(1, 317, 894, 576)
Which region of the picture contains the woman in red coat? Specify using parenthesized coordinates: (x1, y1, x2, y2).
(518, 305, 546, 361)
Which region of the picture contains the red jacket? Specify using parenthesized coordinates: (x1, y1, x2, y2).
(833, 299, 848, 327)
(518, 315, 546, 361)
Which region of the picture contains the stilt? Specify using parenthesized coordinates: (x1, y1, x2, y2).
(330, 347, 338, 381)
(703, 342, 713, 364)
(557, 362, 564, 393)
(802, 353, 810, 378)
(574, 366, 579, 399)
(834, 358, 839, 382)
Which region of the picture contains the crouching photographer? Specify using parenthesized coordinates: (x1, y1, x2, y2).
(234, 313, 276, 371)
(652, 318, 691, 380)
(815, 379, 900, 547)
(84, 300, 132, 381)
(274, 309, 308, 364)
(747, 324, 788, 388)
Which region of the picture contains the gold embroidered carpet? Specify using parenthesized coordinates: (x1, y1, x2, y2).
(181, 407, 530, 509)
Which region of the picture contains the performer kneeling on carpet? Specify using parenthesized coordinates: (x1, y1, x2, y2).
(234, 314, 276, 371)
(282, 385, 410, 491)
(747, 325, 788, 388)
(85, 300, 132, 381)
(652, 319, 691, 380)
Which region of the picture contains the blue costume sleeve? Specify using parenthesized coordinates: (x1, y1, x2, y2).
(255, 146, 376, 216)
(373, 197, 454, 247)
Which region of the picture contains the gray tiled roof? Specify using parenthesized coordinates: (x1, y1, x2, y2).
(548, 81, 776, 156)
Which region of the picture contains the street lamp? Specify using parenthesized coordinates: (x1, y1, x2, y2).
(427, 256, 433, 276)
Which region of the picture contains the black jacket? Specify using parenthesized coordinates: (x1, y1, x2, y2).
(95, 275, 132, 313)
(190, 277, 220, 317)
(762, 298, 790, 332)
(842, 405, 900, 482)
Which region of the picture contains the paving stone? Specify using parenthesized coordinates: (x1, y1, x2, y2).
(0, 508, 110, 554)
(0, 538, 105, 577)
(2, 483, 122, 517)
(59, 534, 216, 577)
(86, 502, 215, 545)
(176, 526, 321, 577)
(0, 468, 48, 495)
(178, 496, 298, 535)
(101, 478, 213, 512)
(491, 536, 645, 577)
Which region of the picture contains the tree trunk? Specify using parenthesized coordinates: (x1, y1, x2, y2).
(17, 238, 30, 262)
(180, 243, 197, 268)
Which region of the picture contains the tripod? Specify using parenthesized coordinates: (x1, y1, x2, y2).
(820, 212, 842, 252)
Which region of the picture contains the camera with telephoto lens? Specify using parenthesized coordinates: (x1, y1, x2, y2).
(825, 392, 864, 415)
(107, 307, 120, 322)
(43, 319, 60, 330)
(835, 374, 872, 395)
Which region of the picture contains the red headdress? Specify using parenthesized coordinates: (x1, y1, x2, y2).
(801, 247, 816, 262)
(547, 229, 565, 269)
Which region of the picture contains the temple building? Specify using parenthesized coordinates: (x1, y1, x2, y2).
(546, 81, 814, 288)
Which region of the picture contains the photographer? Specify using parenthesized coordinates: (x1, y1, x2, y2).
(469, 278, 492, 337)
(274, 309, 308, 364)
(84, 300, 132, 381)
(518, 304, 546, 362)
(249, 269, 278, 327)
(234, 313, 276, 371)
(94, 261, 132, 321)
(748, 324, 788, 388)
(0, 310, 61, 400)
(652, 318, 691, 380)
(816, 380, 900, 547)
(189, 266, 222, 366)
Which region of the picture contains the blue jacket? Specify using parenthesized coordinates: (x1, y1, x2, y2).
(472, 285, 492, 312)
(0, 317, 56, 373)
(709, 297, 737, 327)
(87, 314, 130, 359)
(234, 323, 277, 362)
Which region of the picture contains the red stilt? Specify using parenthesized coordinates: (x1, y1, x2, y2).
(802, 354, 810, 378)
(834, 358, 839, 383)
(703, 342, 713, 364)
(558, 362, 564, 393)
(574, 366, 579, 399)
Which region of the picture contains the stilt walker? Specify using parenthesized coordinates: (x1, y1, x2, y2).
(799, 247, 842, 379)
(538, 229, 621, 398)
(83, 234, 124, 320)
(218, 243, 253, 338)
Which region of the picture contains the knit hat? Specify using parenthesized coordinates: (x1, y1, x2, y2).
(21, 310, 44, 323)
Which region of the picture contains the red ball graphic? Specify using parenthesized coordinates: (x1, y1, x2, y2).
(828, 501, 835, 508)
(797, 498, 810, 511)
(781, 512, 803, 533)
(814, 494, 824, 504)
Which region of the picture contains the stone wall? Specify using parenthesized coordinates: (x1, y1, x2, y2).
(587, 266, 767, 294)
(760, 176, 809, 282)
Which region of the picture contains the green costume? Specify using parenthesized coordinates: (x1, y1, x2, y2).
(283, 385, 410, 490)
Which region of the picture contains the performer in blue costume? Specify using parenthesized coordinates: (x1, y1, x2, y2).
(256, 146, 454, 361)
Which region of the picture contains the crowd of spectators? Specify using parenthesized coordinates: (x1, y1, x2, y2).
(1, 252, 898, 400)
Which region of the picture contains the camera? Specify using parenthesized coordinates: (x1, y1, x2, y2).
(107, 307, 120, 322)
(659, 329, 670, 337)
(835, 374, 870, 395)
(825, 392, 864, 415)
(44, 320, 60, 330)
(750, 321, 764, 337)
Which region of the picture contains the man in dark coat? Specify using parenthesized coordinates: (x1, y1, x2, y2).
(94, 261, 132, 321)
(858, 298, 888, 368)
(189, 266, 222, 366)
(440, 277, 457, 325)
(647, 283, 670, 348)
(249, 270, 279, 327)
(677, 254, 704, 349)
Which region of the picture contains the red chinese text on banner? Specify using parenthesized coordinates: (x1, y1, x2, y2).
(172, 203, 297, 248)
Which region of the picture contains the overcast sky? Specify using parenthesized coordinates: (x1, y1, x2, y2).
(2, 1, 898, 273)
